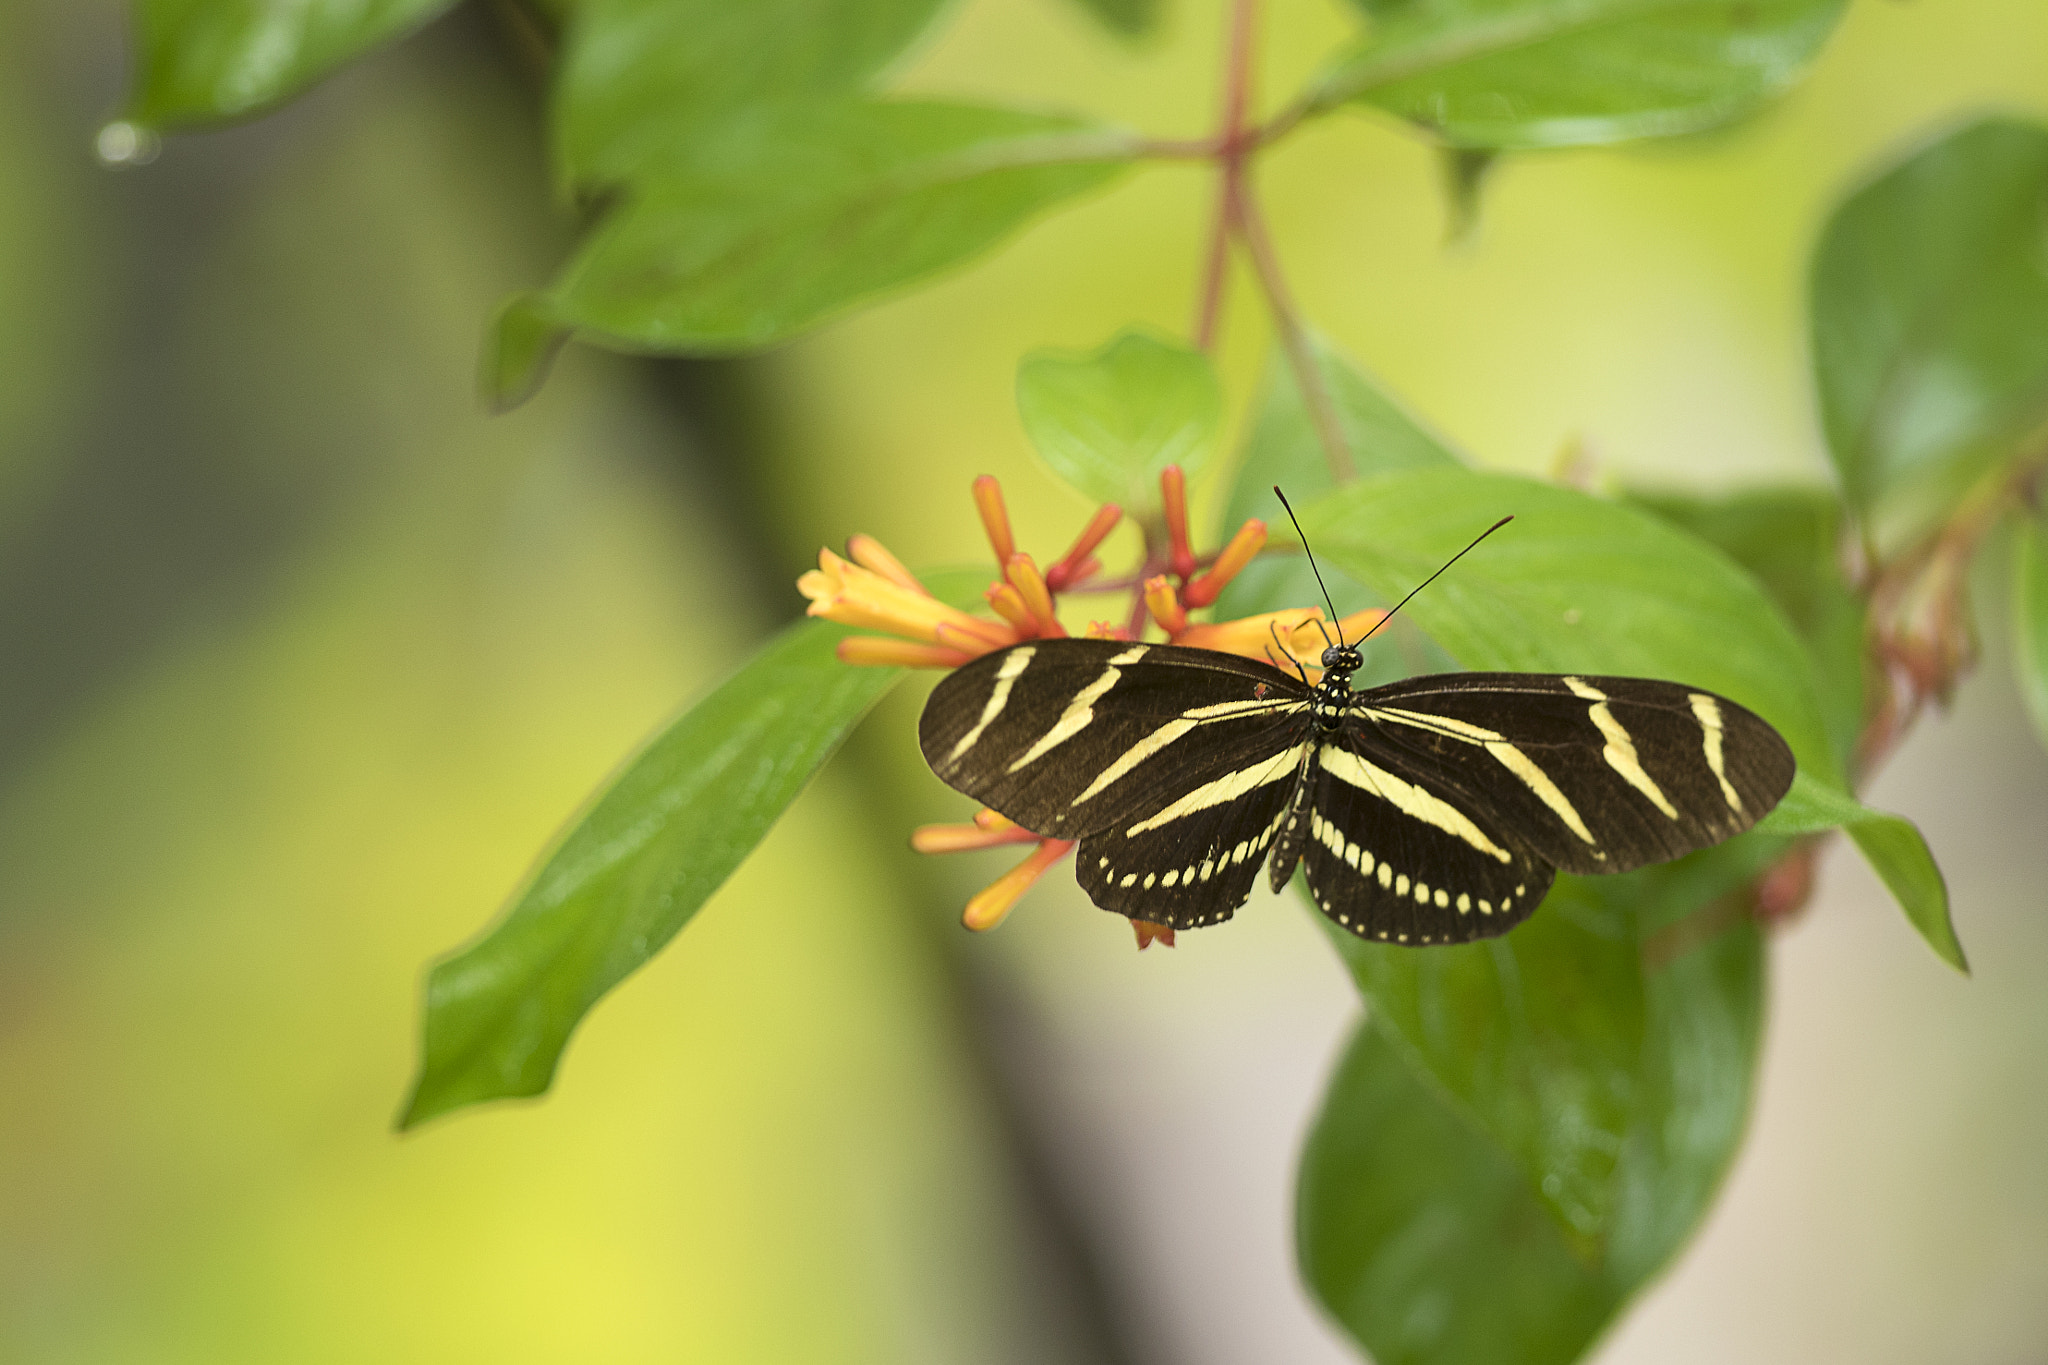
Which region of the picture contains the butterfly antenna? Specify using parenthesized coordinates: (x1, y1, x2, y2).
(1272, 486, 1346, 645)
(1356, 515, 1514, 644)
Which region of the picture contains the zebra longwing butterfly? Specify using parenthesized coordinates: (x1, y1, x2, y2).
(917, 503, 1794, 945)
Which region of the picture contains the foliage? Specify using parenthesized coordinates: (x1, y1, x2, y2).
(118, 2, 2048, 1362)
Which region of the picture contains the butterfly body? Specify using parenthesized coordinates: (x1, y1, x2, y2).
(919, 638, 1793, 944)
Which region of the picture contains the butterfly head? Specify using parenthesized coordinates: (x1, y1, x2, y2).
(1319, 643, 1363, 679)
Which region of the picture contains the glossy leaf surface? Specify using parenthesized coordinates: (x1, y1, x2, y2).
(128, 0, 455, 125)
(1632, 487, 1866, 777)
(1320, 0, 1847, 150)
(1016, 330, 1222, 515)
(1812, 118, 2048, 545)
(402, 571, 985, 1127)
(527, 102, 1132, 356)
(555, 0, 956, 183)
(1297, 470, 1841, 787)
(1303, 907, 1763, 1364)
(1756, 772, 1963, 972)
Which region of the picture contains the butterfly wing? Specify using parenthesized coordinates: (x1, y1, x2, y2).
(1280, 671, 1793, 944)
(1347, 672, 1795, 874)
(919, 639, 1312, 839)
(920, 639, 1315, 927)
(1284, 728, 1556, 944)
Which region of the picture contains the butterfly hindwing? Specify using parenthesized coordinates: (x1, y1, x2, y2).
(1282, 728, 1556, 944)
(1074, 743, 1307, 929)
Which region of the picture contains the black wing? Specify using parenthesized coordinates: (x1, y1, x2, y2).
(1275, 672, 1794, 945)
(919, 639, 1315, 928)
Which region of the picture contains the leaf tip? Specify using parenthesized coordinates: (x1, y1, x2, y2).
(482, 294, 570, 413)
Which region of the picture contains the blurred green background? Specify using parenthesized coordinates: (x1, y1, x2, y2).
(1, 1, 2045, 1362)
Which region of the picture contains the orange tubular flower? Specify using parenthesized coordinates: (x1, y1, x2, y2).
(799, 547, 1014, 663)
(1160, 464, 1197, 580)
(1046, 504, 1121, 591)
(1174, 606, 1323, 662)
(1181, 519, 1267, 608)
(1144, 575, 1188, 636)
(1006, 554, 1065, 638)
(962, 838, 1075, 931)
(972, 475, 1016, 566)
(845, 533, 926, 595)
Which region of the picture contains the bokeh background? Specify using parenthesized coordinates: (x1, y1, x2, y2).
(2, 1, 2046, 1361)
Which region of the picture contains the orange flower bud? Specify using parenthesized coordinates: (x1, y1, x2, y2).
(1144, 575, 1187, 636)
(972, 475, 1015, 568)
(1181, 518, 1267, 608)
(1006, 553, 1065, 637)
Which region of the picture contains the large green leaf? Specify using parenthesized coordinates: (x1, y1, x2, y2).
(1316, 0, 1848, 151)
(1812, 119, 2048, 547)
(127, 0, 456, 126)
(1301, 911, 1762, 1364)
(1323, 847, 1766, 1255)
(1299, 1022, 1617, 1365)
(2015, 510, 2048, 753)
(1755, 771, 1963, 972)
(555, 0, 957, 184)
(1631, 487, 1866, 779)
(401, 570, 986, 1128)
(1015, 330, 1221, 517)
(1212, 342, 1462, 641)
(1297, 469, 1842, 787)
(507, 102, 1132, 369)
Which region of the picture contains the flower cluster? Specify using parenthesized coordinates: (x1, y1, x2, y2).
(798, 468, 1383, 948)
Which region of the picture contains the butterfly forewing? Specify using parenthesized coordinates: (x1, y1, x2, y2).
(1345, 673, 1795, 876)
(919, 640, 1312, 840)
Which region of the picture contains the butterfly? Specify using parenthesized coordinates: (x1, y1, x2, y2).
(916, 499, 1794, 945)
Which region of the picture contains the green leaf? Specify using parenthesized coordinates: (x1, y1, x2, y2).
(1812, 118, 2048, 547)
(127, 0, 456, 126)
(1328, 885, 1644, 1248)
(2014, 510, 2048, 751)
(480, 295, 569, 414)
(1212, 341, 1461, 631)
(1301, 911, 1762, 1363)
(401, 570, 987, 1128)
(1058, 0, 1164, 39)
(1297, 469, 1843, 787)
(1754, 772, 1963, 972)
(1317, 0, 1848, 151)
(1321, 850, 1765, 1255)
(1299, 1022, 1618, 1365)
(1015, 330, 1221, 516)
(556, 0, 956, 184)
(535, 102, 1133, 358)
(1630, 487, 1866, 781)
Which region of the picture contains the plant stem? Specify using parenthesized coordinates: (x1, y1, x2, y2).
(1231, 181, 1356, 481)
(1193, 0, 1258, 351)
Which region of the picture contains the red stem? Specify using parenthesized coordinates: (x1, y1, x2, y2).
(1231, 182, 1355, 481)
(1193, 0, 1257, 351)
